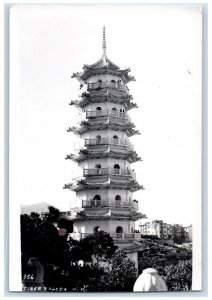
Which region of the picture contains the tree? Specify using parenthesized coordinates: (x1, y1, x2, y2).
(163, 260, 192, 290)
(96, 249, 137, 292)
(69, 231, 117, 265)
(138, 241, 192, 291)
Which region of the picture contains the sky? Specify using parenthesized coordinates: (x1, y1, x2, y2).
(9, 4, 202, 227)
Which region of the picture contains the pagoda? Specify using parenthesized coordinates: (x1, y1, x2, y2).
(64, 27, 145, 248)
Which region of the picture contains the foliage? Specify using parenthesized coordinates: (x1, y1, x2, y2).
(21, 211, 132, 292)
(21, 209, 192, 292)
(163, 260, 192, 290)
(96, 250, 137, 292)
(138, 242, 192, 291)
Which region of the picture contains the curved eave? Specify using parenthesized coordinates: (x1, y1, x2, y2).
(73, 213, 144, 221)
(65, 151, 142, 163)
(67, 122, 140, 137)
(63, 180, 144, 192)
(79, 68, 135, 84)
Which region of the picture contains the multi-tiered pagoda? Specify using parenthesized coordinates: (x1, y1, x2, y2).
(64, 28, 145, 248)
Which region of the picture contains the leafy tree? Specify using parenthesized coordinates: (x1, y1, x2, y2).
(163, 260, 192, 290)
(96, 250, 137, 292)
(138, 241, 192, 291)
(80, 231, 117, 264)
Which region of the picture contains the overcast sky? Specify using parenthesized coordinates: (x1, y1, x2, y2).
(10, 5, 202, 227)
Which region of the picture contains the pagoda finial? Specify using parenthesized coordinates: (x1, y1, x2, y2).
(102, 26, 106, 56)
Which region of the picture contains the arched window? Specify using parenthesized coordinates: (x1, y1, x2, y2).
(120, 108, 125, 117)
(111, 79, 115, 87)
(94, 226, 100, 233)
(96, 135, 101, 144)
(115, 195, 121, 206)
(116, 226, 123, 233)
(96, 106, 102, 116)
(112, 107, 118, 116)
(117, 79, 122, 89)
(113, 135, 119, 144)
(97, 79, 102, 88)
(93, 195, 101, 206)
(114, 164, 120, 174)
(95, 164, 102, 175)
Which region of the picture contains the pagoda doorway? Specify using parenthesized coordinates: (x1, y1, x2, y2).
(114, 164, 120, 174)
(116, 226, 123, 238)
(93, 195, 101, 207)
(115, 195, 121, 206)
(95, 163, 102, 175)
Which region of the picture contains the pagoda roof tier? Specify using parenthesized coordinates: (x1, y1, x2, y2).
(65, 147, 141, 163)
(67, 120, 140, 137)
(63, 178, 144, 192)
(71, 55, 135, 84)
(69, 91, 138, 111)
(73, 208, 145, 221)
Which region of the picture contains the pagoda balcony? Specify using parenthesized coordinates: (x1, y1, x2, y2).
(110, 232, 142, 240)
(86, 109, 127, 119)
(87, 81, 129, 94)
(84, 137, 134, 149)
(81, 200, 139, 209)
(83, 167, 136, 180)
(69, 232, 142, 241)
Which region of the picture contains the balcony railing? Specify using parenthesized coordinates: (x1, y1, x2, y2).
(87, 81, 128, 93)
(83, 167, 136, 179)
(84, 137, 134, 149)
(82, 200, 138, 209)
(111, 233, 142, 240)
(69, 232, 142, 241)
(86, 109, 127, 119)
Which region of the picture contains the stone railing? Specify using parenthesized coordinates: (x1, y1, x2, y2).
(83, 167, 136, 179)
(69, 232, 142, 241)
(82, 200, 138, 209)
(86, 109, 127, 119)
(84, 137, 134, 149)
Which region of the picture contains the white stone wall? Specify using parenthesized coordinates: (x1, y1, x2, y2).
(81, 129, 128, 141)
(76, 189, 133, 204)
(73, 219, 135, 235)
(86, 74, 123, 85)
(79, 158, 130, 170)
(83, 102, 126, 112)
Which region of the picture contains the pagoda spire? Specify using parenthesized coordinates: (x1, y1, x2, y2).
(102, 26, 106, 57)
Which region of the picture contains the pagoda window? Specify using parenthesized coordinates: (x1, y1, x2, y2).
(115, 195, 121, 206)
(113, 135, 119, 144)
(114, 164, 120, 174)
(117, 80, 122, 89)
(111, 79, 115, 87)
(97, 79, 102, 88)
(95, 164, 102, 175)
(93, 195, 101, 206)
(95, 164, 101, 168)
(96, 135, 101, 144)
(112, 107, 118, 116)
(120, 108, 125, 117)
(116, 226, 123, 234)
(96, 106, 102, 116)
